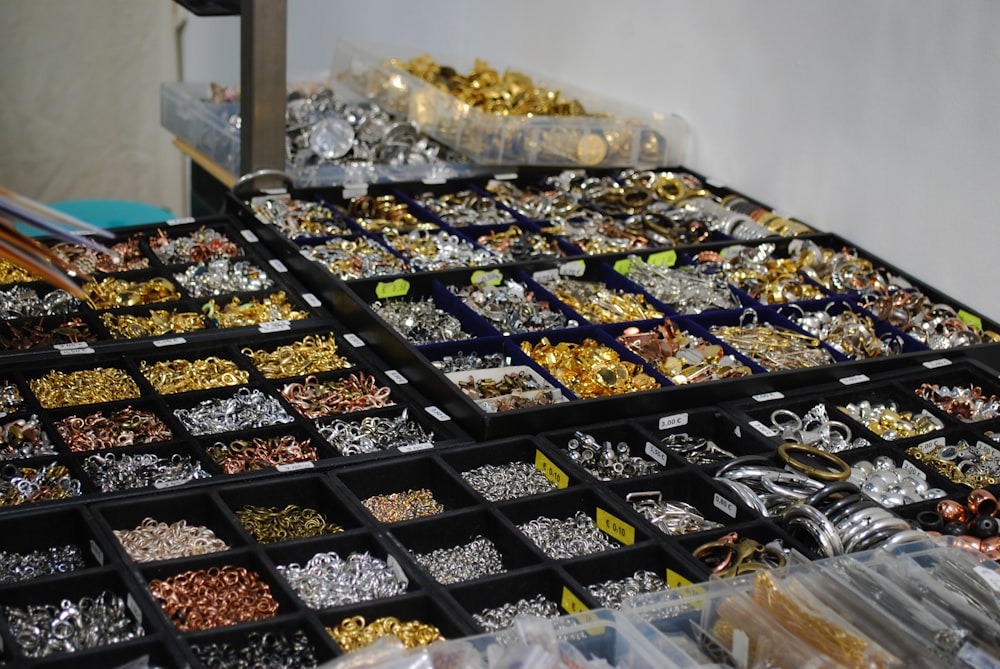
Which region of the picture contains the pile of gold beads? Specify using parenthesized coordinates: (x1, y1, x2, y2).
(393, 54, 588, 117)
(235, 504, 343, 543)
(0, 258, 41, 284)
(348, 195, 435, 233)
(837, 400, 944, 440)
(101, 308, 205, 339)
(30, 367, 140, 408)
(521, 337, 659, 398)
(55, 407, 172, 452)
(537, 277, 663, 324)
(141, 356, 249, 394)
(617, 320, 752, 384)
(202, 292, 308, 328)
(207, 435, 318, 474)
(114, 517, 230, 562)
(149, 565, 279, 631)
(83, 277, 181, 309)
(243, 334, 352, 378)
(709, 313, 833, 372)
(362, 488, 444, 523)
(327, 615, 443, 652)
(707, 245, 824, 304)
(280, 373, 393, 418)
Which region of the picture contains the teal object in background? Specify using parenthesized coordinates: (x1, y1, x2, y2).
(47, 200, 174, 229)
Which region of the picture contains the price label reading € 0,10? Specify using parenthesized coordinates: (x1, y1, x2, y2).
(596, 507, 635, 545)
(534, 451, 569, 489)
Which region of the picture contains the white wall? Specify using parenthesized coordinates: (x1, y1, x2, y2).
(180, 0, 1000, 319)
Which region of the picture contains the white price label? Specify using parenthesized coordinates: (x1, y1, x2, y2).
(839, 374, 870, 386)
(532, 269, 560, 283)
(344, 333, 365, 348)
(398, 442, 434, 453)
(240, 229, 259, 243)
(343, 185, 368, 199)
(268, 259, 288, 273)
(166, 216, 195, 226)
(923, 358, 952, 369)
(421, 176, 447, 185)
(559, 260, 586, 277)
(90, 539, 104, 565)
(384, 370, 408, 385)
(54, 341, 90, 350)
(153, 337, 187, 347)
(153, 478, 188, 490)
(752, 391, 784, 402)
(918, 436, 947, 451)
(659, 413, 689, 430)
(59, 347, 95, 356)
(644, 441, 669, 467)
(259, 320, 291, 333)
(494, 172, 518, 180)
(302, 293, 321, 307)
(276, 461, 314, 472)
(714, 493, 738, 518)
(749, 420, 778, 438)
(900, 460, 926, 479)
(425, 406, 451, 421)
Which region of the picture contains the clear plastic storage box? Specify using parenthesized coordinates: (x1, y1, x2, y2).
(333, 41, 691, 168)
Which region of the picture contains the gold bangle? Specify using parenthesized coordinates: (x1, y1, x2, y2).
(777, 442, 851, 481)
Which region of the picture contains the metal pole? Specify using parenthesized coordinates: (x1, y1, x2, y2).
(240, 0, 286, 185)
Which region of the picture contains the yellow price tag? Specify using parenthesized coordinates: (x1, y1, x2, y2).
(958, 309, 983, 331)
(666, 569, 693, 589)
(596, 507, 635, 545)
(534, 450, 569, 489)
(647, 250, 677, 267)
(375, 278, 410, 299)
(613, 258, 632, 275)
(561, 586, 588, 614)
(471, 270, 503, 286)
